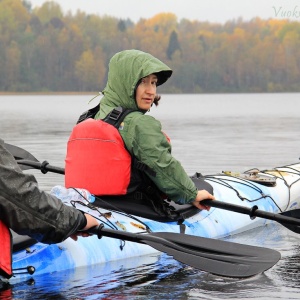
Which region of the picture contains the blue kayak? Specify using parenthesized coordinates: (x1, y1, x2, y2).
(8, 162, 300, 281)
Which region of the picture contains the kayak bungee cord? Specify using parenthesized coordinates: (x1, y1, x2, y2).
(91, 197, 152, 231)
(70, 198, 129, 250)
(264, 165, 300, 211)
(205, 164, 300, 214)
(70, 199, 118, 230)
(69, 188, 119, 231)
(70, 187, 150, 232)
(68, 187, 153, 250)
(71, 187, 151, 227)
(205, 174, 280, 210)
(205, 175, 269, 203)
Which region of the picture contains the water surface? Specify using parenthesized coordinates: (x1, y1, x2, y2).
(1, 93, 300, 299)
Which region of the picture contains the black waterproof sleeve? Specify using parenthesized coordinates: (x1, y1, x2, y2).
(0, 139, 86, 244)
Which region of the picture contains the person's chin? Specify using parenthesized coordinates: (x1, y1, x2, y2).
(140, 105, 151, 111)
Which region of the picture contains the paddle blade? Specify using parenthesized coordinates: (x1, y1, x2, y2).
(4, 143, 39, 170)
(150, 232, 281, 278)
(4, 143, 65, 174)
(280, 209, 300, 233)
(90, 226, 280, 278)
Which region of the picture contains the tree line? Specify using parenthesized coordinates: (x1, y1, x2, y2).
(1, 0, 300, 93)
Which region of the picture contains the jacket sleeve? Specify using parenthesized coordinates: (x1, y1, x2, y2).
(0, 139, 86, 244)
(121, 114, 198, 204)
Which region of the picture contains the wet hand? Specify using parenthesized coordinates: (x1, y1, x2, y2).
(192, 190, 215, 210)
(70, 214, 99, 241)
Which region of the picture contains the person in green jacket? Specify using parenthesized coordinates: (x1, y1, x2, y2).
(94, 49, 215, 210)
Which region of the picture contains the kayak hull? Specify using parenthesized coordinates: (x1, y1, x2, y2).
(9, 163, 300, 281)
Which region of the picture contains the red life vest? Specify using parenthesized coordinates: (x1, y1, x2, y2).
(65, 107, 156, 196)
(65, 118, 132, 195)
(0, 220, 12, 279)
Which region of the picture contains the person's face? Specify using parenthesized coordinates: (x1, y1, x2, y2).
(135, 74, 157, 111)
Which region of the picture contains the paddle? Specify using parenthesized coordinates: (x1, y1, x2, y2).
(4, 143, 64, 174)
(4, 142, 281, 277)
(7, 143, 300, 228)
(88, 225, 280, 278)
(202, 199, 300, 234)
(7, 142, 300, 232)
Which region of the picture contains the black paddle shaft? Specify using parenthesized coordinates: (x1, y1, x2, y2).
(5, 143, 65, 174)
(202, 199, 300, 228)
(17, 159, 65, 175)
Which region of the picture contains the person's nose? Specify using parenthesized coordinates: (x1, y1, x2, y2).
(145, 83, 156, 95)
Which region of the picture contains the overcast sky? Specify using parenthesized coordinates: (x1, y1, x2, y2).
(28, 0, 300, 23)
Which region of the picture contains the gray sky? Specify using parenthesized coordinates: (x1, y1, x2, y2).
(28, 0, 300, 23)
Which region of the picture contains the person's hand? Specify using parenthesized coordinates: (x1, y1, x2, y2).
(70, 214, 99, 241)
(191, 190, 215, 210)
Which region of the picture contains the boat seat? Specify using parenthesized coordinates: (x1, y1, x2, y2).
(93, 175, 213, 222)
(94, 196, 200, 222)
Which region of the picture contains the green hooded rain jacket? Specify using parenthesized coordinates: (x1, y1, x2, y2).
(94, 50, 197, 204)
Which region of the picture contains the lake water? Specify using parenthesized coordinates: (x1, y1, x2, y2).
(0, 93, 300, 299)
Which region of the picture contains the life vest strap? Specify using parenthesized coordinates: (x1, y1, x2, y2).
(106, 107, 123, 121)
(105, 107, 157, 177)
(103, 106, 136, 128)
(76, 103, 100, 124)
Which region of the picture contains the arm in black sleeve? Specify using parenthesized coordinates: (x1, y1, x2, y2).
(0, 139, 86, 244)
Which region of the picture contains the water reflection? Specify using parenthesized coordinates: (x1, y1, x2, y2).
(1, 254, 185, 299)
(276, 245, 300, 288)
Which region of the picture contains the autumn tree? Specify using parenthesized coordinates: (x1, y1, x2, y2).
(166, 30, 181, 60)
(33, 1, 63, 25)
(0, 0, 300, 93)
(75, 47, 106, 91)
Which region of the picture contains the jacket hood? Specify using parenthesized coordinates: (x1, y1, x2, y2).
(98, 50, 172, 117)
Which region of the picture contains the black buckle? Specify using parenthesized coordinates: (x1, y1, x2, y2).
(109, 108, 123, 121)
